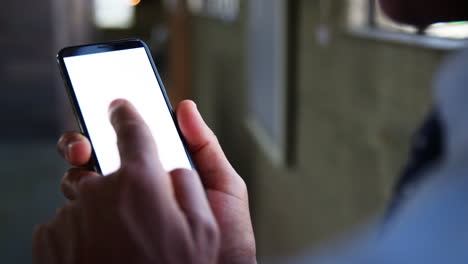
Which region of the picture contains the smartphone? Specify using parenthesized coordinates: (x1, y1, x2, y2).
(57, 39, 193, 175)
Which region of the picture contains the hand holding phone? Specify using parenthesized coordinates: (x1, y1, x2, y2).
(34, 99, 221, 264)
(57, 39, 193, 175)
(52, 39, 257, 264)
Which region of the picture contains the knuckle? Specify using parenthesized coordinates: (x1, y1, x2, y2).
(222, 174, 249, 199)
(118, 164, 146, 182)
(240, 180, 250, 199)
(131, 152, 155, 169)
(201, 221, 220, 255)
(115, 119, 147, 139)
(194, 215, 220, 244)
(114, 166, 149, 195)
(170, 168, 194, 181)
(237, 181, 250, 202)
(77, 177, 97, 199)
(114, 167, 134, 191)
(204, 221, 220, 243)
(210, 133, 220, 146)
(237, 176, 248, 192)
(119, 152, 158, 179)
(172, 168, 192, 175)
(61, 168, 78, 185)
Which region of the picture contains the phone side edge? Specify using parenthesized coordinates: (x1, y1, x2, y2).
(56, 52, 103, 174)
(139, 41, 197, 171)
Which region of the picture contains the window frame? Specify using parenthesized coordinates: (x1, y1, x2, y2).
(347, 0, 468, 50)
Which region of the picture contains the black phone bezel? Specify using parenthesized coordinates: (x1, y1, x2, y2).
(57, 38, 195, 174)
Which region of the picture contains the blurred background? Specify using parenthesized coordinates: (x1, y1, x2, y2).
(1, 0, 467, 262)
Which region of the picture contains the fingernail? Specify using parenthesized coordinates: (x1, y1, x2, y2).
(66, 141, 79, 161)
(108, 99, 126, 116)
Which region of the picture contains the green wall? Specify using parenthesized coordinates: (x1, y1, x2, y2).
(189, 0, 448, 258)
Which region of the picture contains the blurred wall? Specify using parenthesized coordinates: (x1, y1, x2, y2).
(0, 1, 92, 262)
(188, 0, 447, 258)
(0, 0, 93, 140)
(0, 1, 58, 139)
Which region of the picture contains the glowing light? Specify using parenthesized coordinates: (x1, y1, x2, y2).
(128, 0, 141, 6)
(94, 0, 135, 29)
(187, 0, 203, 14)
(426, 22, 468, 39)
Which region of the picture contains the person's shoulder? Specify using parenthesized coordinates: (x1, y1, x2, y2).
(435, 46, 468, 160)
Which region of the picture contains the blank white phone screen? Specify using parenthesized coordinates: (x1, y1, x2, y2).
(63, 47, 192, 175)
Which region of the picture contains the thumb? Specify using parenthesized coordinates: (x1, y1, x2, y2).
(176, 100, 245, 196)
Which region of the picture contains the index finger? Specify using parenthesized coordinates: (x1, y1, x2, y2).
(108, 99, 177, 208)
(108, 99, 162, 172)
